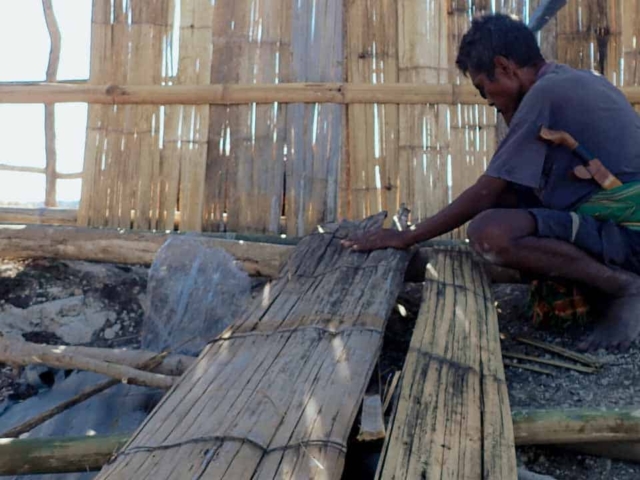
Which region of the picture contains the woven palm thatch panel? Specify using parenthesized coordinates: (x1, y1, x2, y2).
(96, 213, 409, 479)
(376, 247, 517, 479)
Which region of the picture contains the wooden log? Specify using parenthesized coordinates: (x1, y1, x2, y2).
(0, 224, 293, 278)
(0, 351, 171, 439)
(95, 213, 410, 479)
(513, 407, 640, 445)
(0, 337, 174, 389)
(0, 340, 193, 377)
(0, 207, 77, 226)
(6, 406, 640, 476)
(0, 435, 128, 475)
(376, 246, 517, 479)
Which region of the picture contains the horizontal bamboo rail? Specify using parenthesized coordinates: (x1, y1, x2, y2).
(0, 83, 638, 105)
(0, 207, 77, 226)
(0, 83, 482, 104)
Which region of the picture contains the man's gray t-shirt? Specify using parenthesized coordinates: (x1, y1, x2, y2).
(485, 63, 640, 210)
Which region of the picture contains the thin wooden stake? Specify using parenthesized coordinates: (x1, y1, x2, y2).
(42, 0, 61, 208)
(382, 370, 400, 413)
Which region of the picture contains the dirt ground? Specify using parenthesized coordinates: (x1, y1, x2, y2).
(0, 259, 638, 479)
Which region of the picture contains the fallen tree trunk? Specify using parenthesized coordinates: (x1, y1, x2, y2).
(3, 407, 640, 475)
(0, 340, 194, 376)
(0, 435, 128, 475)
(0, 224, 523, 282)
(0, 224, 293, 277)
(0, 352, 172, 439)
(0, 337, 174, 389)
(513, 407, 640, 445)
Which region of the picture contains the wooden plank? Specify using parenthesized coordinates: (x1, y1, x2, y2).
(376, 246, 517, 479)
(95, 213, 409, 479)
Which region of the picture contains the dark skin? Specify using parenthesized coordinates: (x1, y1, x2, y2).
(342, 56, 640, 351)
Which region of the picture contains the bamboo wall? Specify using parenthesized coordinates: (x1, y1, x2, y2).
(75, 0, 640, 237)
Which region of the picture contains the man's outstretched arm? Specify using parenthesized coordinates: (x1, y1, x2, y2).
(341, 175, 508, 251)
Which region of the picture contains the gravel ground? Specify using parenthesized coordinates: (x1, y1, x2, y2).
(494, 283, 640, 480)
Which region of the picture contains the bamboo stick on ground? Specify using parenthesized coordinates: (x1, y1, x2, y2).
(502, 352, 597, 374)
(0, 337, 174, 389)
(0, 340, 194, 376)
(515, 337, 602, 369)
(0, 352, 170, 439)
(503, 360, 556, 376)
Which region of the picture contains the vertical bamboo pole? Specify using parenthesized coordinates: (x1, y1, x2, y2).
(128, 1, 165, 230)
(80, 1, 168, 230)
(622, 0, 640, 86)
(207, 0, 289, 234)
(397, 0, 449, 231)
(202, 1, 240, 232)
(162, 0, 212, 232)
(237, 0, 289, 234)
(42, 0, 60, 208)
(286, 0, 344, 236)
(79, 0, 114, 227)
(344, 0, 398, 226)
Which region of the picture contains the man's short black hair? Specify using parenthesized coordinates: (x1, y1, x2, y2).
(456, 13, 544, 78)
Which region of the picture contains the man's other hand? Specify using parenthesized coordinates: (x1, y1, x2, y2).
(340, 228, 412, 252)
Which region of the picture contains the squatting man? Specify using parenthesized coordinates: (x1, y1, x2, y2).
(342, 14, 640, 351)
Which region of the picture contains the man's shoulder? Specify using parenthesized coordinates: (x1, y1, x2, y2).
(532, 63, 616, 97)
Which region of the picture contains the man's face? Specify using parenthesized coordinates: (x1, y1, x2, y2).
(469, 58, 526, 125)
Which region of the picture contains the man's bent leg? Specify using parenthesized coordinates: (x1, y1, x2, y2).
(467, 209, 640, 350)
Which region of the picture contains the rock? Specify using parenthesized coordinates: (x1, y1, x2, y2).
(0, 296, 114, 344)
(103, 328, 116, 340)
(141, 237, 251, 356)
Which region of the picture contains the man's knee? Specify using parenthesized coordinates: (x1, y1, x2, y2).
(468, 209, 534, 264)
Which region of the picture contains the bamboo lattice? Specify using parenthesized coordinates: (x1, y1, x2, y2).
(69, 0, 640, 236)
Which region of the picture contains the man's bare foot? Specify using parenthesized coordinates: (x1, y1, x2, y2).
(578, 294, 640, 351)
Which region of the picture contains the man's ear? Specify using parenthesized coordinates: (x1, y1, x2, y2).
(493, 56, 517, 77)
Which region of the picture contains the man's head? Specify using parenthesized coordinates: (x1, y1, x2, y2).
(456, 14, 545, 124)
